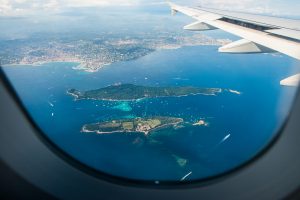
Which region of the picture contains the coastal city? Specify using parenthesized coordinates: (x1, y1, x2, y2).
(0, 31, 231, 72)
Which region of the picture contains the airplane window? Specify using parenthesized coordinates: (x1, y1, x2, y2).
(0, 1, 299, 183)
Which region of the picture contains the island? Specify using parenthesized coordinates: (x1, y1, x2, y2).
(82, 117, 184, 135)
(193, 120, 209, 127)
(67, 84, 222, 101)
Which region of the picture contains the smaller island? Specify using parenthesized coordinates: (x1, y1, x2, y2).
(67, 84, 222, 101)
(193, 120, 209, 127)
(82, 117, 184, 135)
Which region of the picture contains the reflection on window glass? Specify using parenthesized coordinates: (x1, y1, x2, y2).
(0, 0, 299, 182)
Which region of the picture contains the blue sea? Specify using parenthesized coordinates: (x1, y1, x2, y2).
(2, 46, 299, 182)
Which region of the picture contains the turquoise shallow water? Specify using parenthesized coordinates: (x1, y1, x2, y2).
(112, 102, 133, 112)
(2, 46, 299, 182)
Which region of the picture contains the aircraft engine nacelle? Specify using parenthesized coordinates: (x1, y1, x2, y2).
(183, 21, 217, 31)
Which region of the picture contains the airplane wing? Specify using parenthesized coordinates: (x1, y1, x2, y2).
(168, 2, 300, 86)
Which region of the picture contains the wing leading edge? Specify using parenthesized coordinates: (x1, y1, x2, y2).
(168, 2, 300, 86)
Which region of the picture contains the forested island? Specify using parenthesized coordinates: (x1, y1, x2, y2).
(67, 84, 222, 101)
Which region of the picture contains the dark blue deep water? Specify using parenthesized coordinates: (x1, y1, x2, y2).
(2, 46, 299, 182)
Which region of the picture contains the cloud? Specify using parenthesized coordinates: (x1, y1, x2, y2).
(0, 0, 60, 16)
(0, 0, 298, 17)
(64, 0, 138, 7)
(0, 0, 141, 16)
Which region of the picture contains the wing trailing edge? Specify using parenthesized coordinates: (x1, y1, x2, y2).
(167, 2, 300, 60)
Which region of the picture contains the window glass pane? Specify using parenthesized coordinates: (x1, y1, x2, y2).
(1, 1, 299, 183)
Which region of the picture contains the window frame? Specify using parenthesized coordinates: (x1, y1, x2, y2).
(0, 67, 300, 199)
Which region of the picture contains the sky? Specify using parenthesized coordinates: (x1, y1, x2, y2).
(0, 0, 299, 17)
(0, 0, 298, 40)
